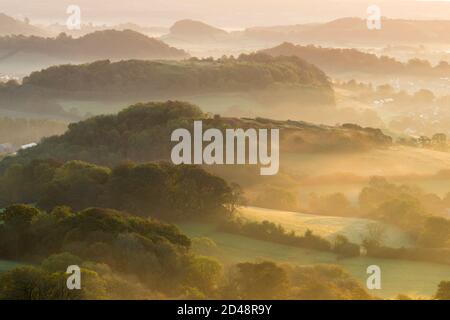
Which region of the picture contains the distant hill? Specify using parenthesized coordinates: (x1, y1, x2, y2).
(0, 52, 335, 119)
(0, 53, 335, 119)
(0, 29, 188, 61)
(161, 17, 450, 47)
(262, 42, 450, 76)
(20, 53, 332, 96)
(46, 22, 169, 38)
(0, 13, 46, 36)
(0, 101, 392, 171)
(164, 19, 229, 42)
(242, 18, 450, 45)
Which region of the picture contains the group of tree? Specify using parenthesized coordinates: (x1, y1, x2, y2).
(0, 159, 238, 221)
(3, 53, 332, 101)
(219, 218, 334, 252)
(359, 177, 450, 249)
(0, 203, 374, 300)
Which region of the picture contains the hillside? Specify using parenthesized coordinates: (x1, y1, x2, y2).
(0, 53, 336, 119)
(160, 17, 450, 50)
(165, 19, 228, 42)
(21, 53, 330, 93)
(179, 222, 450, 298)
(262, 42, 450, 77)
(0, 29, 188, 61)
(0, 13, 46, 37)
(0, 101, 391, 171)
(239, 206, 412, 247)
(242, 18, 450, 45)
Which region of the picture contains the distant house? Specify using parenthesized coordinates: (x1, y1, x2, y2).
(20, 142, 37, 150)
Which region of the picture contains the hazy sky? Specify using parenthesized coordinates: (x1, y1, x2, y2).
(2, 0, 450, 28)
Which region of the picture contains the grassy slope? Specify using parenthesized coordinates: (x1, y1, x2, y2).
(285, 146, 450, 178)
(179, 222, 450, 298)
(239, 206, 413, 247)
(281, 146, 450, 202)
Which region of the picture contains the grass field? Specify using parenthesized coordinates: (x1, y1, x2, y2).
(239, 206, 413, 247)
(178, 222, 450, 299)
(0, 260, 20, 273)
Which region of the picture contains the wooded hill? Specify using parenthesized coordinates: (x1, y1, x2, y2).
(0, 101, 392, 171)
(0, 29, 188, 61)
(0, 53, 335, 117)
(262, 42, 450, 77)
(21, 53, 332, 95)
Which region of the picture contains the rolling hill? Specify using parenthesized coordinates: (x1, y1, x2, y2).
(0, 101, 391, 172)
(162, 17, 450, 50)
(179, 221, 450, 298)
(0, 29, 188, 61)
(0, 13, 46, 37)
(0, 53, 335, 119)
(261, 42, 450, 77)
(164, 19, 228, 43)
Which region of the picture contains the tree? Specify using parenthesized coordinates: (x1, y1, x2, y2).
(435, 281, 450, 300)
(0, 266, 50, 300)
(0, 204, 40, 228)
(185, 256, 222, 295)
(418, 217, 450, 248)
(41, 253, 83, 273)
(431, 133, 447, 150)
(363, 223, 386, 248)
(226, 261, 289, 299)
(333, 235, 360, 258)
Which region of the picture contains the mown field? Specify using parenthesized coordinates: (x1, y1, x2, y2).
(239, 206, 413, 247)
(178, 219, 450, 299)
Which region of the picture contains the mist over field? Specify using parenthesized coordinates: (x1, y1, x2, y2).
(1, 0, 450, 301)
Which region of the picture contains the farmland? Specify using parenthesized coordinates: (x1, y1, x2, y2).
(239, 206, 413, 247)
(179, 222, 450, 298)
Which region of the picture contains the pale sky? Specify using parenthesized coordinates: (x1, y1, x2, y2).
(2, 0, 450, 28)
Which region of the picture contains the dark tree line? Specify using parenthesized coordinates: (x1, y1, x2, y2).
(0, 159, 238, 221)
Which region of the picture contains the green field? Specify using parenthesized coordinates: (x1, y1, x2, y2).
(178, 221, 450, 299)
(239, 206, 413, 247)
(0, 260, 20, 273)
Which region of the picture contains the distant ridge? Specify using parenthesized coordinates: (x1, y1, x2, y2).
(163, 17, 450, 46)
(261, 42, 450, 76)
(242, 17, 450, 45)
(164, 19, 229, 42)
(0, 13, 46, 36)
(0, 29, 189, 60)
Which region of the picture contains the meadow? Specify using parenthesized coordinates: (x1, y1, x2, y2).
(179, 222, 450, 299)
(239, 206, 413, 247)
